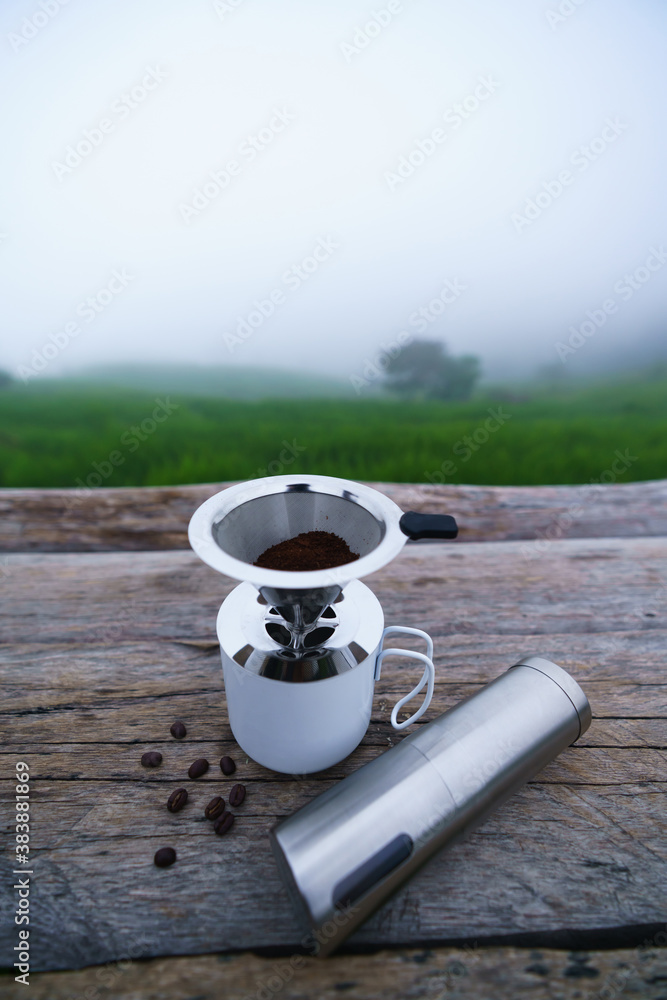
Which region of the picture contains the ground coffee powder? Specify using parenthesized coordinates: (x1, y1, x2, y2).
(255, 531, 359, 572)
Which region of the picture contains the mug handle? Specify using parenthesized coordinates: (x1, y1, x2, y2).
(375, 626, 435, 731)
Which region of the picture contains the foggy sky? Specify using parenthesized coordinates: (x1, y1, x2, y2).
(1, 0, 666, 383)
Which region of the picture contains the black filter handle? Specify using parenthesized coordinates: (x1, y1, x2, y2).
(399, 511, 458, 541)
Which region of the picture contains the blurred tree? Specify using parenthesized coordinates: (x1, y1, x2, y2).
(383, 339, 480, 401)
(0, 370, 14, 389)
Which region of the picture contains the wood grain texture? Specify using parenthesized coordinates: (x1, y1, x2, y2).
(1, 535, 665, 972)
(3, 944, 667, 1000)
(1, 478, 666, 552)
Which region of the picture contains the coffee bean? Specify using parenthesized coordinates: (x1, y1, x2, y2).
(204, 796, 225, 820)
(141, 751, 163, 768)
(228, 783, 246, 807)
(213, 811, 235, 836)
(220, 755, 236, 776)
(167, 788, 188, 813)
(170, 720, 187, 739)
(154, 847, 176, 868)
(188, 758, 209, 780)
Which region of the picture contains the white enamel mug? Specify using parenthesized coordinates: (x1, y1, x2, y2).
(189, 475, 457, 775)
(216, 581, 436, 775)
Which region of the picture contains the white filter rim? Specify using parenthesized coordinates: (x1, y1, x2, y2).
(188, 474, 409, 588)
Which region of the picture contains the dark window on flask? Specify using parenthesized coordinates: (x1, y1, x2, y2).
(333, 833, 413, 910)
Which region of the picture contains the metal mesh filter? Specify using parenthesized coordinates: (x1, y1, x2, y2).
(212, 490, 384, 565)
(189, 476, 415, 652)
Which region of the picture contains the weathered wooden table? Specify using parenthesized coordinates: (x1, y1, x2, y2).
(1, 481, 666, 999)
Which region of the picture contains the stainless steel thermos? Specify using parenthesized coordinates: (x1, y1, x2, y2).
(270, 655, 592, 956)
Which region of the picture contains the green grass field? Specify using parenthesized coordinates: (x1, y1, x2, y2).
(0, 374, 665, 488)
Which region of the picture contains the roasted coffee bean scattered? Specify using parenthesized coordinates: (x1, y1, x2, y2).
(141, 751, 163, 768)
(228, 783, 246, 807)
(213, 811, 235, 836)
(220, 755, 236, 776)
(167, 788, 188, 813)
(255, 531, 359, 572)
(170, 720, 187, 739)
(154, 846, 176, 868)
(188, 757, 209, 780)
(204, 796, 225, 820)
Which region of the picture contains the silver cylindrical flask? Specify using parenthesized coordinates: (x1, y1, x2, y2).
(270, 655, 592, 956)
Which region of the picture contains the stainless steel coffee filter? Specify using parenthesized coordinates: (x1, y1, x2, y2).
(188, 475, 414, 592)
(212, 490, 383, 564)
(188, 475, 457, 642)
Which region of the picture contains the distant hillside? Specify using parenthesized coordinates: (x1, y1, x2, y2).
(60, 363, 360, 399)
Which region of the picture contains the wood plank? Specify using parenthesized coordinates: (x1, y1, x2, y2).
(1, 537, 665, 971)
(0, 753, 665, 831)
(0, 781, 665, 971)
(1, 745, 665, 787)
(1, 478, 666, 552)
(1, 679, 666, 744)
(3, 944, 667, 1000)
(3, 710, 667, 751)
(1, 538, 666, 749)
(1, 536, 666, 645)
(0, 538, 667, 968)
